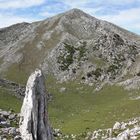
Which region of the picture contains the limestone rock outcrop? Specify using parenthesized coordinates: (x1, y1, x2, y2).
(19, 69, 53, 140)
(85, 117, 140, 140)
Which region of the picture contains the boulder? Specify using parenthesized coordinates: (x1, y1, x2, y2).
(9, 127, 17, 136)
(113, 122, 121, 130)
(0, 111, 10, 118)
(19, 69, 53, 140)
(117, 129, 130, 140)
(8, 114, 16, 120)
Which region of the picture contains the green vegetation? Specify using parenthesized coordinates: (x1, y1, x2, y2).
(0, 87, 22, 112)
(93, 68, 102, 78)
(0, 75, 140, 136)
(46, 76, 140, 134)
(86, 68, 102, 79)
(76, 41, 87, 61)
(57, 41, 87, 71)
(107, 64, 119, 74)
(3, 63, 29, 84)
(57, 43, 75, 71)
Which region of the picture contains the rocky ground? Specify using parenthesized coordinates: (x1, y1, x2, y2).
(0, 108, 76, 140)
(0, 78, 25, 99)
(85, 118, 140, 140)
(0, 109, 21, 140)
(1, 107, 140, 140)
(53, 118, 140, 140)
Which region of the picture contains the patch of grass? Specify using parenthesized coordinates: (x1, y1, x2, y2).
(47, 79, 140, 134)
(76, 41, 87, 61)
(0, 87, 21, 112)
(88, 56, 106, 67)
(3, 63, 29, 84)
(0, 74, 140, 137)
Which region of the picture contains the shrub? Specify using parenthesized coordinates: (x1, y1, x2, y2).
(57, 43, 75, 71)
(107, 64, 118, 73)
(93, 68, 102, 78)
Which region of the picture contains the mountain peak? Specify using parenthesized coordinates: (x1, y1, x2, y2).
(67, 8, 84, 13)
(64, 8, 90, 17)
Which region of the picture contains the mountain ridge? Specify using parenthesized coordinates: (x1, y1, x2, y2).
(0, 8, 140, 88)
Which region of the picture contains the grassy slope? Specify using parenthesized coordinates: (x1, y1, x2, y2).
(3, 63, 29, 84)
(0, 87, 22, 112)
(46, 76, 140, 134)
(0, 75, 140, 136)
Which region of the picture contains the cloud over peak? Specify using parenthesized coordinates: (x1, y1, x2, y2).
(0, 0, 140, 34)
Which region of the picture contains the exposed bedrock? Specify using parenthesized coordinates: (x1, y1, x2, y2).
(19, 69, 53, 140)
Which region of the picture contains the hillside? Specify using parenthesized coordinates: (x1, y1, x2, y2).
(0, 8, 140, 139)
(0, 8, 140, 85)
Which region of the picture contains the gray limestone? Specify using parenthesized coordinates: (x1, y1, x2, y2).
(19, 69, 53, 140)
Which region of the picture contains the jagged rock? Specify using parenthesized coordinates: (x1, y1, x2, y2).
(0, 111, 10, 118)
(113, 122, 121, 130)
(117, 129, 130, 140)
(85, 117, 140, 140)
(9, 127, 17, 135)
(0, 115, 6, 121)
(19, 69, 53, 140)
(8, 114, 16, 120)
(59, 87, 66, 93)
(118, 76, 140, 90)
(14, 135, 22, 140)
(121, 122, 127, 130)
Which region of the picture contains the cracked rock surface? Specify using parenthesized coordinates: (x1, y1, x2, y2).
(19, 69, 53, 140)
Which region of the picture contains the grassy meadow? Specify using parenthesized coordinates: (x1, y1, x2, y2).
(0, 75, 140, 136)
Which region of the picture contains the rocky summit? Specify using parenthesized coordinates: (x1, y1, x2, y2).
(0, 8, 140, 88)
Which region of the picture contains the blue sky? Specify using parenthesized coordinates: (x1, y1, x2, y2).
(0, 0, 140, 34)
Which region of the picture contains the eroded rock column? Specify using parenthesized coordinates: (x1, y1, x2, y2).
(19, 69, 53, 140)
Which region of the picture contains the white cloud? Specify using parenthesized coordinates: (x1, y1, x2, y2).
(98, 8, 140, 33)
(0, 0, 140, 34)
(58, 0, 140, 7)
(40, 0, 101, 18)
(0, 13, 39, 28)
(40, 11, 56, 17)
(0, 0, 45, 9)
(52, 0, 99, 9)
(106, 0, 138, 5)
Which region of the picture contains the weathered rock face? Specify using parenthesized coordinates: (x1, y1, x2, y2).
(19, 69, 53, 140)
(0, 8, 140, 88)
